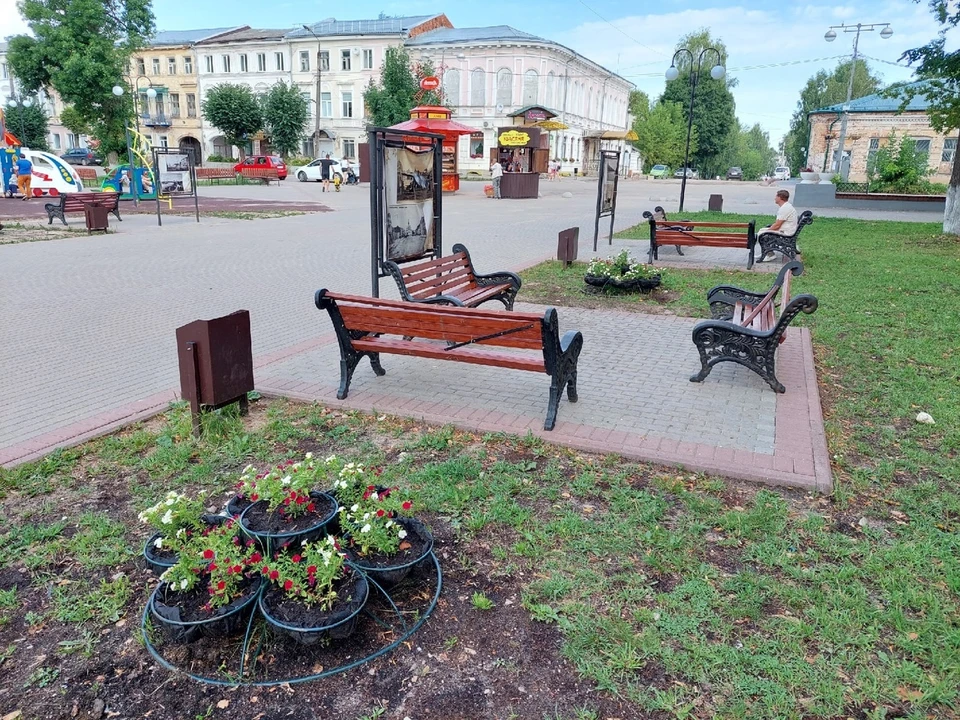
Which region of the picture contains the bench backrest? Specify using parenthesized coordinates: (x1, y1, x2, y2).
(75, 168, 98, 181)
(197, 168, 234, 178)
(391, 252, 478, 300)
(61, 192, 119, 210)
(651, 220, 756, 247)
(240, 167, 278, 177)
(317, 290, 545, 350)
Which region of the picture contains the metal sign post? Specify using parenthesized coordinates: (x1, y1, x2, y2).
(152, 146, 200, 227)
(593, 149, 622, 251)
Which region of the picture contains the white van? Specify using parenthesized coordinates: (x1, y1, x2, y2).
(774, 166, 790, 181)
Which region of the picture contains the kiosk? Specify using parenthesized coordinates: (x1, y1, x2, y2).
(389, 106, 474, 193)
(491, 126, 548, 199)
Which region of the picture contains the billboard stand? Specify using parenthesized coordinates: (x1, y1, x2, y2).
(152, 147, 200, 227)
(593, 150, 622, 252)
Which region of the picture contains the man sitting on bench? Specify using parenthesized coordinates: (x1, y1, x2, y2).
(757, 189, 800, 262)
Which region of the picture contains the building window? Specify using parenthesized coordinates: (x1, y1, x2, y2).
(522, 69, 539, 105)
(155, 95, 165, 117)
(257, 53, 267, 72)
(300, 51, 310, 72)
(546, 71, 555, 108)
(52, 133, 61, 150)
(913, 138, 931, 159)
(363, 49, 373, 70)
(471, 68, 485, 106)
(275, 52, 285, 71)
(470, 131, 484, 158)
(301, 139, 312, 156)
(170, 93, 180, 117)
(204, 55, 214, 73)
(159, 135, 169, 148)
(186, 93, 197, 117)
(184, 56, 193, 74)
(943, 137, 958, 163)
(443, 68, 460, 107)
(1, 62, 7, 80)
(496, 68, 512, 107)
(222, 55, 231, 73)
(167, 57, 177, 75)
(341, 49, 351, 71)
(321, 91, 332, 117)
(319, 51, 330, 71)
(137, 58, 146, 76)
(236, 54, 246, 73)
(138, 92, 149, 115)
(341, 90, 353, 117)
(152, 58, 161, 75)
(867, 138, 880, 170)
(343, 138, 356, 158)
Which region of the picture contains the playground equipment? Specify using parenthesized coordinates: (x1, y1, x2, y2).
(104, 125, 159, 200)
(2, 146, 86, 198)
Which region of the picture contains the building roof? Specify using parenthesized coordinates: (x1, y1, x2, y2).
(147, 28, 239, 46)
(406, 26, 546, 45)
(810, 82, 935, 114)
(286, 15, 442, 39)
(196, 27, 289, 45)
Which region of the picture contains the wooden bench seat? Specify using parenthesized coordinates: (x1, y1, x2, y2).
(646, 216, 757, 268)
(239, 167, 280, 185)
(690, 261, 818, 393)
(315, 290, 583, 430)
(45, 192, 122, 226)
(196, 167, 236, 183)
(384, 244, 522, 310)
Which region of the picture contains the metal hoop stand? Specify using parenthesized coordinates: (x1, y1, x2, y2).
(141, 553, 442, 687)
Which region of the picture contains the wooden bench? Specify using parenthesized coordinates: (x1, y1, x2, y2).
(757, 210, 814, 262)
(239, 167, 280, 185)
(690, 261, 818, 393)
(647, 216, 757, 268)
(75, 167, 99, 183)
(383, 244, 522, 310)
(196, 167, 237, 184)
(45, 192, 122, 226)
(315, 290, 583, 430)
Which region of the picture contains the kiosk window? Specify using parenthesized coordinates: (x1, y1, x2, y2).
(470, 132, 484, 158)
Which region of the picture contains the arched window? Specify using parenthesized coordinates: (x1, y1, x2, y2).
(546, 71, 555, 108)
(522, 69, 539, 105)
(496, 68, 513, 107)
(471, 68, 485, 107)
(443, 69, 460, 108)
(573, 82, 580, 115)
(587, 88, 593, 120)
(561, 136, 567, 159)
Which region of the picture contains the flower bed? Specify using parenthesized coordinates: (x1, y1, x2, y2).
(584, 249, 663, 292)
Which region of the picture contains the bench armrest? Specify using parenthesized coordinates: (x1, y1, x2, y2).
(473, 269, 522, 290)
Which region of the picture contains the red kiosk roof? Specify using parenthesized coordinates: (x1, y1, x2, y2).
(389, 105, 475, 141)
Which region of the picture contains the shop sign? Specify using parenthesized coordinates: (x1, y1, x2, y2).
(420, 76, 440, 91)
(524, 109, 548, 121)
(498, 130, 531, 147)
(426, 112, 447, 119)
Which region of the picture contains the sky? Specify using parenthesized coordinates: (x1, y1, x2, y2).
(1, 0, 951, 144)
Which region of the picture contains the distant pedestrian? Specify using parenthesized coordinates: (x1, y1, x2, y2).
(490, 158, 503, 199)
(319, 153, 335, 192)
(16, 152, 32, 200)
(757, 189, 800, 262)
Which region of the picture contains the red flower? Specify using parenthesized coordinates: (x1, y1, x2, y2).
(232, 536, 240, 545)
(307, 503, 315, 512)
(250, 493, 259, 502)
(208, 562, 218, 571)
(269, 570, 279, 580)
(283, 579, 293, 591)
(262, 565, 270, 574)
(295, 495, 306, 505)
(284, 497, 291, 505)
(377, 509, 385, 517)
(402, 501, 413, 511)
(250, 552, 262, 563)
(367, 485, 376, 491)
(217, 581, 225, 590)
(307, 565, 317, 575)
(203, 549, 214, 559)
(291, 554, 301, 563)
(233, 565, 242, 573)
(286, 460, 295, 466)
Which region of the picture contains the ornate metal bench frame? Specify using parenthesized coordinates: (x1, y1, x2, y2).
(758, 210, 814, 261)
(45, 193, 122, 226)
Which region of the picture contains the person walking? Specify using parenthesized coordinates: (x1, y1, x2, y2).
(490, 157, 503, 199)
(319, 153, 335, 192)
(757, 189, 800, 262)
(16, 152, 33, 200)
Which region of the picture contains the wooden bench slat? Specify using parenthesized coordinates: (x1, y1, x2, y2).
(352, 338, 546, 373)
(331, 291, 536, 321)
(654, 221, 751, 229)
(407, 266, 477, 296)
(399, 252, 470, 281)
(648, 212, 757, 268)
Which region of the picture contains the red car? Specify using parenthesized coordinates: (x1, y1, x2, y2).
(234, 155, 287, 180)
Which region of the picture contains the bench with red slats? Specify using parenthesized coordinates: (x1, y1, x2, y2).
(45, 191, 122, 226)
(383, 243, 522, 310)
(239, 167, 280, 185)
(648, 218, 758, 268)
(314, 289, 583, 430)
(196, 167, 237, 183)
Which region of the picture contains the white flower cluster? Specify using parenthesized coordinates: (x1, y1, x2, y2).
(139, 491, 189, 524)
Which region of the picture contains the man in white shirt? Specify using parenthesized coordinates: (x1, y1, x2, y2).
(757, 189, 800, 262)
(490, 159, 503, 199)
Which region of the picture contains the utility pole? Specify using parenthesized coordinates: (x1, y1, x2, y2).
(303, 25, 323, 158)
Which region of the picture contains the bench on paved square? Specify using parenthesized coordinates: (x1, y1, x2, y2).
(690, 261, 818, 393)
(45, 191, 122, 226)
(383, 243, 522, 310)
(75, 167, 99, 183)
(314, 290, 583, 430)
(646, 214, 758, 268)
(196, 167, 237, 184)
(239, 167, 280, 185)
(757, 210, 814, 262)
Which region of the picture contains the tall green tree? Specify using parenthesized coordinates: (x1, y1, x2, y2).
(898, 0, 960, 235)
(261, 82, 309, 158)
(201, 84, 263, 161)
(3, 102, 49, 150)
(633, 100, 697, 170)
(7, 0, 154, 158)
(721, 123, 777, 180)
(782, 59, 883, 175)
(660, 30, 737, 178)
(364, 46, 439, 126)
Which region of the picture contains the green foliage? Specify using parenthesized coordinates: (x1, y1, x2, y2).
(471, 591, 495, 610)
(783, 59, 883, 176)
(7, 0, 155, 157)
(633, 100, 696, 170)
(261, 82, 309, 158)
(201, 84, 263, 160)
(364, 46, 424, 127)
(204, 153, 236, 163)
(720, 123, 777, 180)
(3, 102, 49, 150)
(867, 131, 938, 193)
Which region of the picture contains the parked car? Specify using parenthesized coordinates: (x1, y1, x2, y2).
(234, 155, 287, 180)
(726, 166, 743, 180)
(60, 147, 98, 166)
(674, 167, 697, 179)
(296, 158, 360, 183)
(773, 166, 790, 181)
(649, 164, 669, 179)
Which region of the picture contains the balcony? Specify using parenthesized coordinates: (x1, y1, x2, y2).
(144, 114, 172, 128)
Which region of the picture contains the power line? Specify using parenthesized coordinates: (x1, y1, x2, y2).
(859, 53, 915, 69)
(575, 0, 667, 57)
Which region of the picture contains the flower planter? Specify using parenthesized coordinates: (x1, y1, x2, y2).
(259, 572, 369, 645)
(225, 494, 252, 518)
(799, 172, 820, 184)
(349, 517, 434, 588)
(239, 492, 338, 550)
(584, 274, 662, 292)
(149, 575, 263, 644)
(142, 514, 230, 574)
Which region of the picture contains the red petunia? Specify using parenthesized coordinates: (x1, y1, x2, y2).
(283, 579, 293, 591)
(233, 565, 242, 573)
(203, 549, 214, 559)
(250, 552, 262, 563)
(377, 509, 385, 517)
(402, 501, 412, 511)
(291, 554, 301, 563)
(307, 503, 315, 512)
(217, 581, 225, 590)
(269, 570, 279, 580)
(295, 496, 306, 505)
(307, 565, 317, 575)
(284, 497, 292, 505)
(367, 485, 376, 491)
(208, 562, 218, 571)
(262, 565, 270, 574)
(250, 493, 259, 501)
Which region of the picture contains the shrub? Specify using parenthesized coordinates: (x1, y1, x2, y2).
(205, 153, 235, 163)
(284, 155, 314, 166)
(867, 132, 936, 194)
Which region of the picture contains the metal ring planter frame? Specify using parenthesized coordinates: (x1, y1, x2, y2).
(140, 552, 442, 687)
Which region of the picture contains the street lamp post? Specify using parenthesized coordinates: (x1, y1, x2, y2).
(824, 22, 892, 181)
(302, 25, 324, 159)
(111, 79, 156, 206)
(10, 94, 34, 147)
(665, 47, 725, 212)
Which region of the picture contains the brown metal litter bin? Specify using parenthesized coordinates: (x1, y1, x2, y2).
(83, 201, 109, 234)
(708, 194, 723, 212)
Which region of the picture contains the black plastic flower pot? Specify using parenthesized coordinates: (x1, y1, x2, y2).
(259, 573, 369, 646)
(149, 575, 263, 644)
(349, 517, 434, 588)
(239, 492, 338, 551)
(142, 514, 230, 574)
(226, 494, 252, 518)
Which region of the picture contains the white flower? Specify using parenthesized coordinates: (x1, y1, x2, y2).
(165, 497, 177, 506)
(398, 529, 408, 539)
(363, 512, 370, 521)
(281, 476, 292, 485)
(351, 504, 359, 512)
(305, 452, 314, 460)
(175, 528, 186, 538)
(179, 578, 189, 590)
(166, 491, 179, 499)
(325, 454, 337, 463)
(361, 524, 371, 533)
(301, 539, 308, 547)
(137, 512, 147, 523)
(161, 510, 174, 525)
(153, 537, 164, 549)
(385, 520, 394, 529)
(326, 536, 336, 545)
(242, 464, 254, 474)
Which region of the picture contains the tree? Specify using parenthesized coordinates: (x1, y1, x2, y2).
(898, 0, 960, 235)
(660, 30, 737, 178)
(3, 102, 49, 150)
(364, 46, 437, 127)
(633, 100, 697, 170)
(721, 123, 777, 179)
(7, 0, 154, 158)
(261, 82, 309, 158)
(782, 59, 883, 175)
(201, 84, 263, 161)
